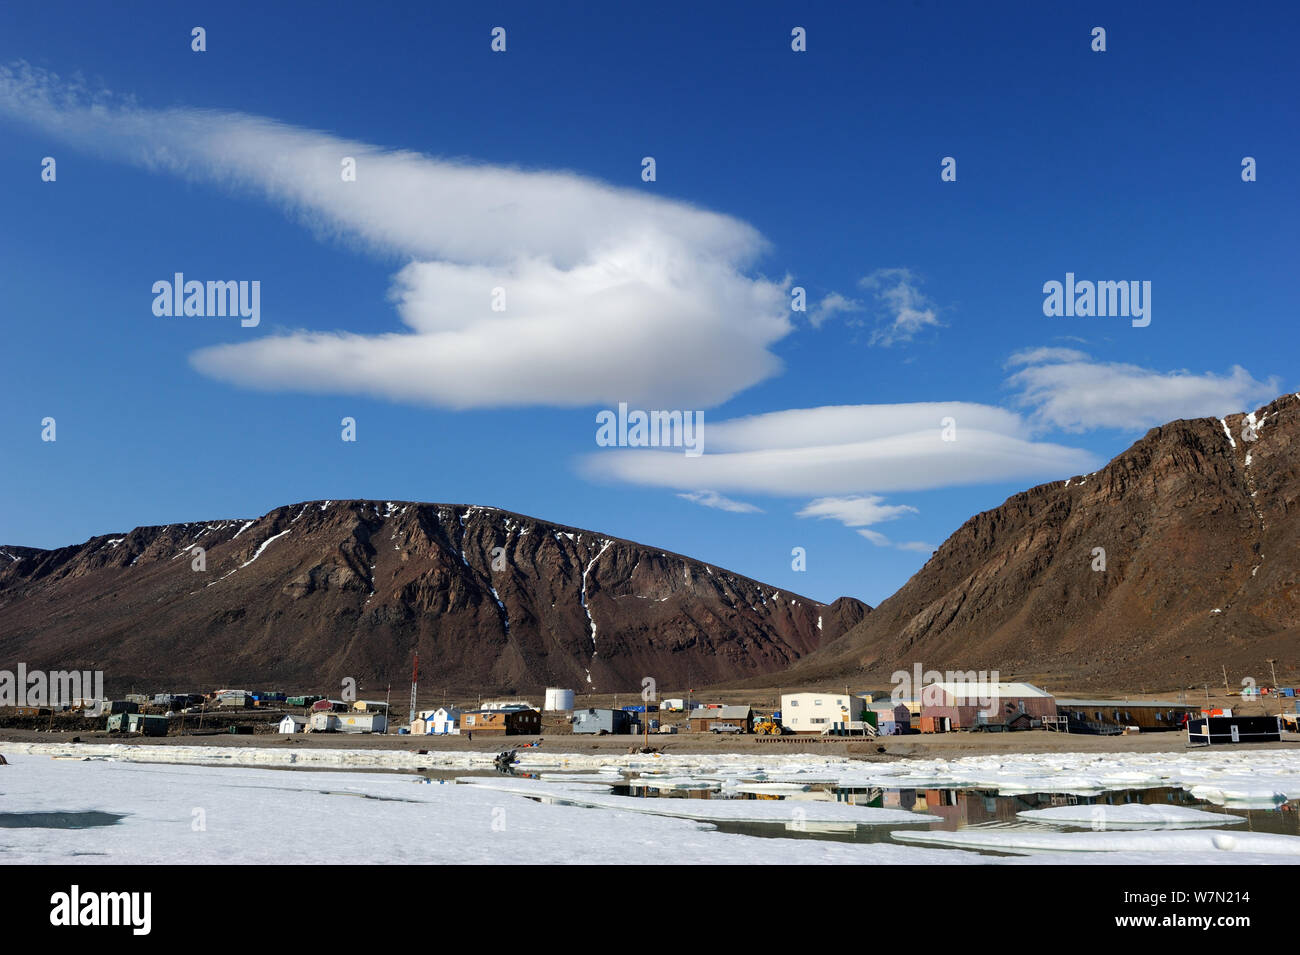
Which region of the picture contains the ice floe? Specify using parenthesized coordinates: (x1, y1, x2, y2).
(1016, 804, 1242, 829)
(0, 754, 970, 865)
(894, 828, 1300, 857)
(456, 776, 938, 827)
(8, 742, 1300, 810)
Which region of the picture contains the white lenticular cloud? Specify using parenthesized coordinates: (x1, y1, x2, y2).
(581, 401, 1100, 495)
(1006, 349, 1281, 433)
(0, 62, 790, 409)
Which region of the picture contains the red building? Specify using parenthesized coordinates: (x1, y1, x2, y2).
(922, 682, 1056, 730)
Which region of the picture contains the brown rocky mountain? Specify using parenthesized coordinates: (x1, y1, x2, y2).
(0, 502, 865, 696)
(6, 395, 1298, 701)
(783, 394, 1300, 692)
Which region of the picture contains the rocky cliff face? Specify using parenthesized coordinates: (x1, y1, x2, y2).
(792, 394, 1300, 691)
(0, 502, 865, 695)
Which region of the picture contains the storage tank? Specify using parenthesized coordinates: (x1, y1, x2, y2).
(544, 687, 575, 711)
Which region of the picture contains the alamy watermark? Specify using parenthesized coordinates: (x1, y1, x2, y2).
(50, 885, 151, 935)
(890, 664, 1002, 717)
(0, 664, 104, 707)
(595, 402, 703, 457)
(152, 273, 260, 327)
(1042, 272, 1150, 327)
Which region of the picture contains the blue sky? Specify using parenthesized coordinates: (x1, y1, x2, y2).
(1, 1, 1296, 606)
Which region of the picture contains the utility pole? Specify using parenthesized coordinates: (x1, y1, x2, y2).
(1222, 665, 1230, 695)
(409, 652, 419, 728)
(1268, 659, 1280, 714)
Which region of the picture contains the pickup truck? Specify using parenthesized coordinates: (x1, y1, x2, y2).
(709, 723, 744, 734)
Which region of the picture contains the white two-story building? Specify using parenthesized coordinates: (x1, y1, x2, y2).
(779, 692, 866, 733)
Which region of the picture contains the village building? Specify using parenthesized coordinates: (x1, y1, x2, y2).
(921, 682, 1055, 731)
(1055, 698, 1200, 733)
(779, 693, 865, 733)
(106, 713, 168, 736)
(310, 699, 351, 713)
(412, 706, 461, 735)
(688, 705, 753, 733)
(309, 711, 388, 733)
(460, 707, 541, 735)
(430, 707, 462, 734)
(866, 702, 912, 736)
(278, 715, 308, 734)
(572, 708, 636, 735)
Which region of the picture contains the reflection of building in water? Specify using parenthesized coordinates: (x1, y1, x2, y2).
(911, 789, 1056, 830)
(836, 787, 879, 807)
(920, 789, 967, 828)
(787, 789, 836, 804)
(883, 788, 917, 812)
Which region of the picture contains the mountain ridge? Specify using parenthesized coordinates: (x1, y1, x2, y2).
(777, 393, 1300, 691)
(0, 500, 867, 694)
(6, 392, 1300, 698)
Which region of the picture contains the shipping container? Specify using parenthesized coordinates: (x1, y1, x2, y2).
(1188, 715, 1281, 745)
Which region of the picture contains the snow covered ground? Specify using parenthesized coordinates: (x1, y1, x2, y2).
(9, 741, 1300, 806)
(0, 753, 969, 865)
(3, 744, 1300, 864)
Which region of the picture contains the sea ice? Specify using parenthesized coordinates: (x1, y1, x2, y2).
(893, 827, 1300, 858)
(1016, 804, 1243, 829)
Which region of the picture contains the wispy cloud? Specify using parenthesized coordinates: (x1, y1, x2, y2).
(1006, 349, 1280, 433)
(859, 268, 943, 346)
(581, 401, 1100, 495)
(677, 490, 763, 514)
(0, 62, 793, 410)
(857, 529, 891, 546)
(796, 495, 916, 527)
(808, 291, 863, 328)
(800, 495, 931, 554)
(1005, 346, 1090, 367)
(894, 540, 935, 553)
